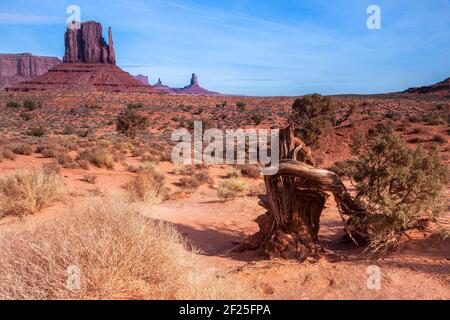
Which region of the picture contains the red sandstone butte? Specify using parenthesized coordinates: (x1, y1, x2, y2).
(0, 53, 61, 90)
(8, 22, 153, 93)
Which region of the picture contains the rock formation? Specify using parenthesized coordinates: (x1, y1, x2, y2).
(8, 21, 153, 93)
(190, 73, 199, 86)
(64, 21, 116, 65)
(403, 77, 450, 98)
(133, 74, 149, 85)
(0, 53, 61, 90)
(173, 73, 221, 95)
(153, 78, 176, 94)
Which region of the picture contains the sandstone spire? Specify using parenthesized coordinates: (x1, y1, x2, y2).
(190, 73, 199, 86)
(108, 27, 116, 65)
(63, 21, 116, 65)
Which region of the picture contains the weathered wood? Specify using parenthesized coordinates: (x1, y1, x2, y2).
(234, 126, 364, 260)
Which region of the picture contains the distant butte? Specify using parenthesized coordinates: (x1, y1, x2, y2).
(172, 73, 221, 96)
(0, 53, 61, 90)
(8, 21, 152, 93)
(133, 74, 150, 85)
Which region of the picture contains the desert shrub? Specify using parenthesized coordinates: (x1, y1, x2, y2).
(6, 101, 20, 109)
(23, 99, 40, 111)
(0, 168, 65, 218)
(424, 115, 446, 126)
(57, 153, 77, 169)
(251, 114, 263, 125)
(178, 176, 201, 193)
(236, 101, 246, 110)
(1, 149, 16, 161)
(290, 94, 336, 147)
(347, 123, 448, 255)
(38, 146, 58, 158)
(116, 109, 149, 139)
(78, 148, 115, 169)
(127, 103, 145, 110)
(217, 178, 248, 200)
(126, 168, 167, 204)
(27, 126, 46, 137)
(12, 144, 33, 155)
(20, 112, 33, 121)
(407, 115, 421, 123)
(82, 175, 97, 184)
(226, 167, 242, 179)
(194, 169, 213, 185)
(173, 165, 195, 176)
(385, 111, 402, 121)
(41, 162, 61, 175)
(237, 164, 261, 178)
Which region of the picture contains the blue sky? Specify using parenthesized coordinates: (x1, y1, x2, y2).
(0, 0, 449, 96)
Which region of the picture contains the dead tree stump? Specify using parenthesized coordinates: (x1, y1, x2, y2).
(235, 126, 364, 260)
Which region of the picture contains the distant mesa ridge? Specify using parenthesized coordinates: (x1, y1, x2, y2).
(133, 74, 149, 85)
(403, 77, 450, 97)
(0, 53, 61, 90)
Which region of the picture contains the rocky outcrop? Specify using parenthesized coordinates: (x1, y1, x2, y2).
(153, 78, 176, 94)
(64, 21, 116, 65)
(133, 74, 149, 85)
(173, 73, 221, 95)
(190, 73, 199, 86)
(404, 77, 450, 98)
(0, 53, 61, 90)
(8, 21, 154, 93)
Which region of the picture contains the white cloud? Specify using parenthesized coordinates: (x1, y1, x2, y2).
(0, 13, 62, 25)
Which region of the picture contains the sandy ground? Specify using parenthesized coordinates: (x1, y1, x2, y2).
(0, 153, 448, 300)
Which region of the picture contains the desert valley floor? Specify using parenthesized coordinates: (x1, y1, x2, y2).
(0, 91, 448, 299)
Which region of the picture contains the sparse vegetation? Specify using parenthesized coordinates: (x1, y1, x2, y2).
(0, 168, 65, 218)
(347, 123, 448, 255)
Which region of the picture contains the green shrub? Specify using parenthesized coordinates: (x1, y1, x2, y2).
(347, 123, 448, 255)
(23, 100, 41, 111)
(27, 126, 46, 137)
(6, 101, 20, 109)
(116, 109, 149, 139)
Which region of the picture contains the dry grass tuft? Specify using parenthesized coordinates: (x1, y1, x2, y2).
(0, 197, 253, 300)
(126, 167, 168, 204)
(217, 178, 248, 200)
(0, 168, 65, 218)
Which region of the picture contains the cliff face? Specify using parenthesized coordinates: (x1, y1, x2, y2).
(0, 53, 61, 89)
(64, 21, 116, 65)
(133, 74, 149, 85)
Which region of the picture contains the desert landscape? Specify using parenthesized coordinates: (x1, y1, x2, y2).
(0, 3, 449, 302)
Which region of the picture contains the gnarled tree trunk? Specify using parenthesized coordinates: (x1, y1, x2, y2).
(234, 126, 365, 260)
